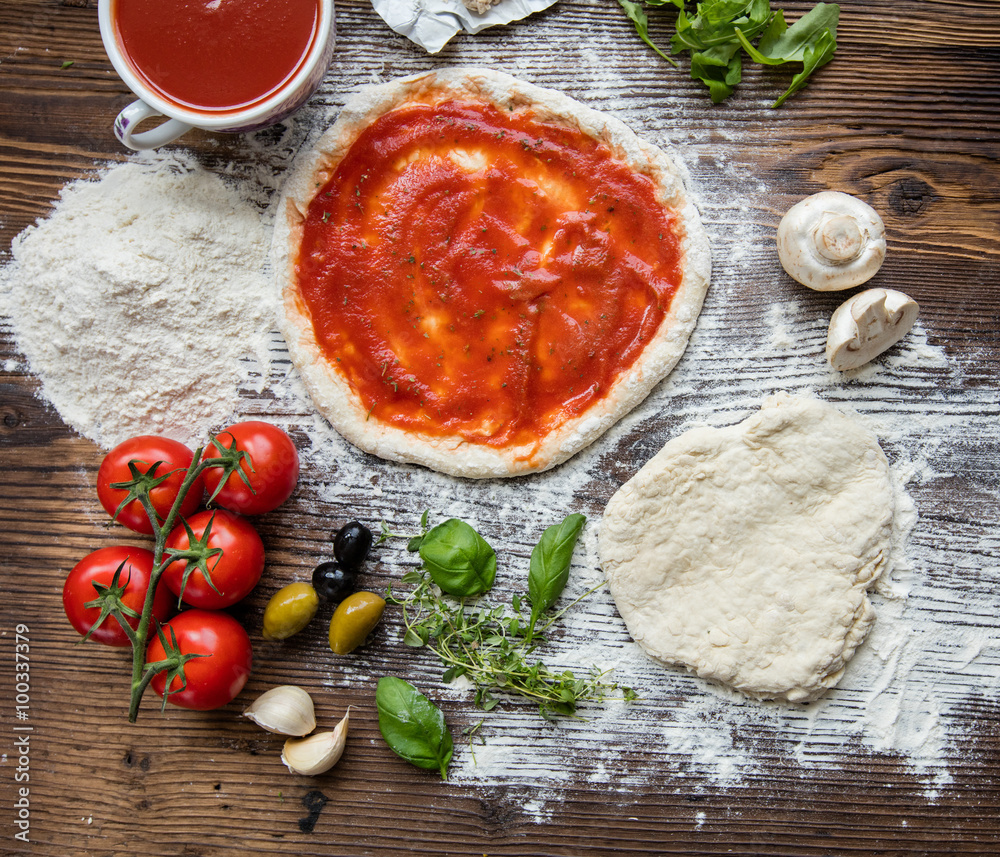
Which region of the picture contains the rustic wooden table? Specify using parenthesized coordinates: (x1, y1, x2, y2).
(2, 1, 999, 854)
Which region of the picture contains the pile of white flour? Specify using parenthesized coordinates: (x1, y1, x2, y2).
(1, 151, 277, 448)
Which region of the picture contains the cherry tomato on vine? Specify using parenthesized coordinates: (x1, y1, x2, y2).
(62, 546, 174, 647)
(203, 421, 299, 516)
(146, 610, 252, 711)
(96, 436, 205, 535)
(162, 510, 265, 609)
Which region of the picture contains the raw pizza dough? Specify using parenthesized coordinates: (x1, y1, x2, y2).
(273, 67, 711, 479)
(598, 393, 894, 702)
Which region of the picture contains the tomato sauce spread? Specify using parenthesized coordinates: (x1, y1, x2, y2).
(295, 100, 684, 451)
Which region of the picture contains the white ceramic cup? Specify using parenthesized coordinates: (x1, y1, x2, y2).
(98, 0, 336, 150)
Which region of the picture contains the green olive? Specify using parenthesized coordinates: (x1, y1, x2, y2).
(328, 591, 386, 654)
(262, 582, 319, 641)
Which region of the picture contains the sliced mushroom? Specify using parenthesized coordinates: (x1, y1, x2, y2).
(777, 191, 886, 291)
(826, 288, 919, 371)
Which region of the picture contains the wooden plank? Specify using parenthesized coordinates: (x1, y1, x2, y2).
(2, 0, 1000, 854)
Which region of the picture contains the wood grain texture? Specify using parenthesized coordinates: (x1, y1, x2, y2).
(2, 0, 1000, 855)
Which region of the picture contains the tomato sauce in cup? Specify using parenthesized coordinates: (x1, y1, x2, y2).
(111, 0, 321, 114)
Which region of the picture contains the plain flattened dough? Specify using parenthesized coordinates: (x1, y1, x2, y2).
(598, 394, 894, 702)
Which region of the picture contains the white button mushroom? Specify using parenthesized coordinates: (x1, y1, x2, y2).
(826, 288, 919, 371)
(777, 191, 886, 291)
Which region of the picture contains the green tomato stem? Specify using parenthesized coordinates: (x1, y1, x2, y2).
(126, 447, 209, 723)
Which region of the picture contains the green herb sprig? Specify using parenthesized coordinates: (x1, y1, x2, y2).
(618, 0, 840, 107)
(382, 513, 636, 720)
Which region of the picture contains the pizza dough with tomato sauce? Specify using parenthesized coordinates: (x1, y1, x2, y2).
(274, 68, 711, 478)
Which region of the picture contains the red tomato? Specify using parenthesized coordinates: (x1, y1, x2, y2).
(203, 421, 299, 516)
(162, 510, 265, 609)
(62, 546, 174, 647)
(146, 610, 252, 710)
(97, 436, 205, 535)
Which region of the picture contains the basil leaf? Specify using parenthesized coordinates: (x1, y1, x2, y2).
(376, 676, 453, 780)
(617, 0, 679, 67)
(526, 513, 586, 640)
(527, 513, 586, 616)
(418, 518, 497, 597)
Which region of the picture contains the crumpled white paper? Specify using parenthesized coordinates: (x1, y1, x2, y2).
(370, 0, 559, 54)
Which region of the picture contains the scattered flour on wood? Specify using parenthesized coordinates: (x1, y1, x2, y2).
(2, 61, 998, 821)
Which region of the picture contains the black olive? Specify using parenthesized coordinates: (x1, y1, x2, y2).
(312, 561, 358, 603)
(332, 521, 373, 570)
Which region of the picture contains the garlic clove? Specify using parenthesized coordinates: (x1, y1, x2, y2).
(244, 685, 317, 737)
(826, 288, 919, 371)
(281, 709, 349, 776)
(777, 191, 886, 291)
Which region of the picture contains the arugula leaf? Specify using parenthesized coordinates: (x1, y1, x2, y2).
(700, 0, 765, 29)
(526, 513, 586, 639)
(670, 0, 771, 100)
(621, 0, 840, 106)
(744, 8, 790, 61)
(734, 3, 839, 105)
(673, 0, 771, 52)
(772, 26, 837, 107)
(617, 0, 679, 66)
(418, 518, 497, 597)
(744, 3, 839, 64)
(376, 676, 454, 780)
(690, 41, 744, 103)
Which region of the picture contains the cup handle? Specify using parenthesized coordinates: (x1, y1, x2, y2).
(114, 99, 192, 150)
